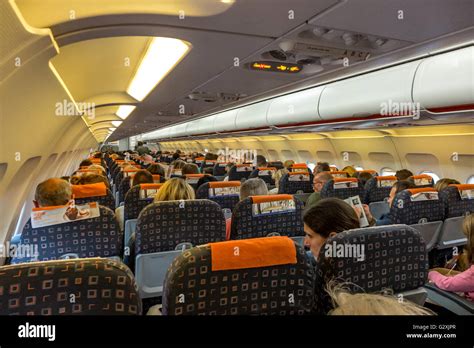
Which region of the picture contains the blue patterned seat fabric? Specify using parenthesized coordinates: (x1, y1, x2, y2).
(278, 172, 314, 194)
(135, 199, 226, 255)
(0, 258, 141, 315)
(117, 176, 132, 204)
(390, 189, 445, 225)
(230, 195, 304, 240)
(228, 165, 254, 181)
(439, 184, 474, 218)
(212, 163, 227, 176)
(320, 178, 365, 200)
(363, 176, 397, 204)
(123, 185, 156, 221)
(75, 188, 116, 211)
(195, 182, 240, 211)
(11, 206, 123, 264)
(162, 240, 315, 315)
(314, 225, 429, 313)
(249, 168, 276, 185)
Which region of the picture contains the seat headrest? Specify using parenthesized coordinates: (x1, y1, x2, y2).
(257, 167, 276, 171)
(289, 171, 309, 176)
(407, 187, 438, 195)
(89, 158, 102, 164)
(236, 164, 253, 167)
(251, 194, 293, 203)
(139, 183, 162, 190)
(72, 183, 107, 198)
(152, 174, 160, 183)
(328, 171, 348, 178)
(291, 163, 308, 168)
(375, 175, 397, 181)
(208, 181, 241, 188)
(334, 178, 358, 182)
(210, 236, 297, 271)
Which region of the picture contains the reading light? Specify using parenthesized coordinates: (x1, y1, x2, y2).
(127, 37, 191, 101)
(111, 121, 123, 127)
(116, 105, 136, 119)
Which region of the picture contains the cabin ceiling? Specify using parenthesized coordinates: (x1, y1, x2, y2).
(3, 0, 473, 142)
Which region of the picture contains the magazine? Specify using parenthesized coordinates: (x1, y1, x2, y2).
(31, 201, 100, 228)
(344, 195, 369, 227)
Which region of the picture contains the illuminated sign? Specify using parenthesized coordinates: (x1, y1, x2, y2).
(249, 61, 302, 73)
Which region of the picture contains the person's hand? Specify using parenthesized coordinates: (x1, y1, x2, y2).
(362, 204, 374, 223)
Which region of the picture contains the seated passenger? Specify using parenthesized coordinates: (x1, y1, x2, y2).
(342, 165, 357, 177)
(196, 175, 218, 191)
(434, 178, 461, 191)
(256, 155, 267, 167)
(283, 160, 295, 170)
(314, 162, 330, 174)
(303, 198, 360, 261)
(79, 173, 110, 189)
(223, 162, 235, 181)
(34, 178, 72, 207)
(88, 164, 107, 177)
(356, 171, 373, 187)
(146, 163, 165, 177)
(182, 163, 200, 175)
(79, 159, 93, 167)
(327, 283, 434, 315)
(306, 172, 333, 208)
(395, 169, 414, 181)
(154, 178, 195, 202)
(428, 214, 474, 301)
(202, 167, 214, 175)
(365, 180, 415, 226)
(132, 170, 153, 187)
(225, 178, 269, 239)
(268, 168, 288, 194)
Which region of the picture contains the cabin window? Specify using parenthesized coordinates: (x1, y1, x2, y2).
(420, 171, 440, 183)
(467, 175, 474, 184)
(381, 167, 396, 176)
(355, 166, 364, 171)
(307, 163, 316, 172)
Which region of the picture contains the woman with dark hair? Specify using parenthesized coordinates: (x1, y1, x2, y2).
(303, 198, 360, 260)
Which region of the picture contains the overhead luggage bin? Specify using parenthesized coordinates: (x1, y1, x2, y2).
(193, 115, 216, 136)
(212, 109, 239, 133)
(413, 46, 474, 111)
(318, 60, 421, 120)
(234, 100, 271, 130)
(267, 86, 323, 127)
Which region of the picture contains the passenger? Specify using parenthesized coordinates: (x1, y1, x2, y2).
(202, 167, 214, 175)
(33, 178, 72, 207)
(88, 164, 107, 177)
(256, 155, 267, 167)
(428, 214, 474, 301)
(79, 173, 110, 189)
(283, 160, 295, 169)
(342, 166, 357, 177)
(395, 169, 414, 181)
(240, 178, 268, 201)
(225, 178, 269, 239)
(154, 178, 195, 202)
(70, 175, 81, 185)
(306, 172, 334, 208)
(196, 175, 218, 191)
(132, 170, 153, 187)
(434, 178, 461, 191)
(182, 163, 200, 175)
(136, 141, 151, 155)
(79, 159, 93, 167)
(314, 162, 330, 174)
(147, 163, 165, 177)
(365, 180, 415, 226)
(327, 282, 434, 315)
(357, 171, 373, 188)
(268, 168, 289, 194)
(303, 198, 360, 260)
(222, 162, 235, 181)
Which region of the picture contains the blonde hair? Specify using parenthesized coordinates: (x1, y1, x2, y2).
(283, 160, 294, 169)
(154, 178, 195, 202)
(463, 214, 474, 264)
(272, 168, 288, 188)
(434, 178, 460, 192)
(327, 282, 435, 316)
(342, 166, 357, 176)
(88, 164, 106, 176)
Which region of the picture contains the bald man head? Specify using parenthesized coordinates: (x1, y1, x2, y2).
(34, 178, 72, 207)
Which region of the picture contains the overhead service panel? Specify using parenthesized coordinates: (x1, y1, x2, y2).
(413, 46, 474, 111)
(318, 60, 421, 119)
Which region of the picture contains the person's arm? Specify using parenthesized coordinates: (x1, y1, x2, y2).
(428, 268, 474, 292)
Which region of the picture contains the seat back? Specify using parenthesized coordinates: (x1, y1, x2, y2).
(320, 178, 365, 200)
(135, 199, 226, 255)
(162, 237, 314, 315)
(196, 181, 241, 211)
(230, 194, 304, 239)
(278, 172, 313, 194)
(363, 175, 397, 204)
(201, 159, 216, 170)
(329, 171, 349, 178)
(124, 183, 162, 221)
(117, 176, 132, 204)
(73, 183, 115, 211)
(289, 163, 310, 173)
(184, 174, 206, 190)
(228, 164, 254, 181)
(249, 167, 276, 185)
(0, 258, 141, 315)
(315, 225, 429, 313)
(439, 184, 474, 218)
(390, 188, 445, 225)
(12, 206, 122, 264)
(411, 174, 434, 188)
